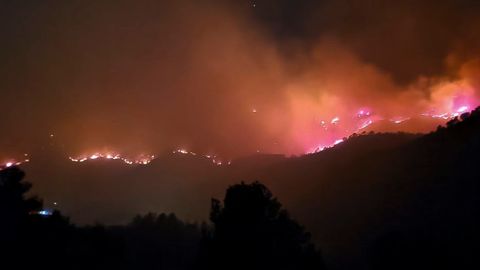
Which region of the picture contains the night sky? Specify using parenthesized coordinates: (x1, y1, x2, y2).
(1, 0, 480, 160)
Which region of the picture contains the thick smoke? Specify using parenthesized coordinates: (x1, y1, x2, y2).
(1, 0, 479, 162)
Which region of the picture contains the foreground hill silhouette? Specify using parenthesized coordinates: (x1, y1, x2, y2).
(251, 108, 480, 269)
(0, 168, 323, 269)
(12, 107, 480, 269)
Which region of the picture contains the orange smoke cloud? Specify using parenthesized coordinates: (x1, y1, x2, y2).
(0, 0, 479, 160)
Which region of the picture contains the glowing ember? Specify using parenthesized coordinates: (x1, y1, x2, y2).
(359, 119, 373, 130)
(357, 109, 371, 118)
(331, 117, 340, 124)
(0, 158, 30, 170)
(390, 117, 411, 124)
(457, 106, 469, 113)
(173, 149, 226, 166)
(334, 139, 344, 145)
(174, 149, 189, 155)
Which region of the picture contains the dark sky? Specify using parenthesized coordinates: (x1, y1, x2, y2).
(248, 0, 480, 81)
(1, 0, 480, 159)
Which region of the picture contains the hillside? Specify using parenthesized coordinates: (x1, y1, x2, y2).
(249, 108, 480, 269)
(18, 108, 480, 269)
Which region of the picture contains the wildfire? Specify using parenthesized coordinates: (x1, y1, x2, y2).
(172, 149, 226, 166)
(67, 149, 228, 167)
(69, 153, 155, 165)
(306, 103, 475, 154)
(330, 117, 340, 125)
(359, 119, 374, 130)
(390, 117, 411, 124)
(1, 102, 477, 169)
(0, 154, 30, 171)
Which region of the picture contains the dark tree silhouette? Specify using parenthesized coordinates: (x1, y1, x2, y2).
(0, 167, 77, 270)
(0, 167, 42, 256)
(0, 167, 203, 270)
(200, 181, 325, 270)
(0, 166, 42, 237)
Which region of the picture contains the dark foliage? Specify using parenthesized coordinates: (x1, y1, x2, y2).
(0, 167, 200, 270)
(199, 182, 325, 270)
(1, 167, 323, 270)
(0, 167, 42, 238)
